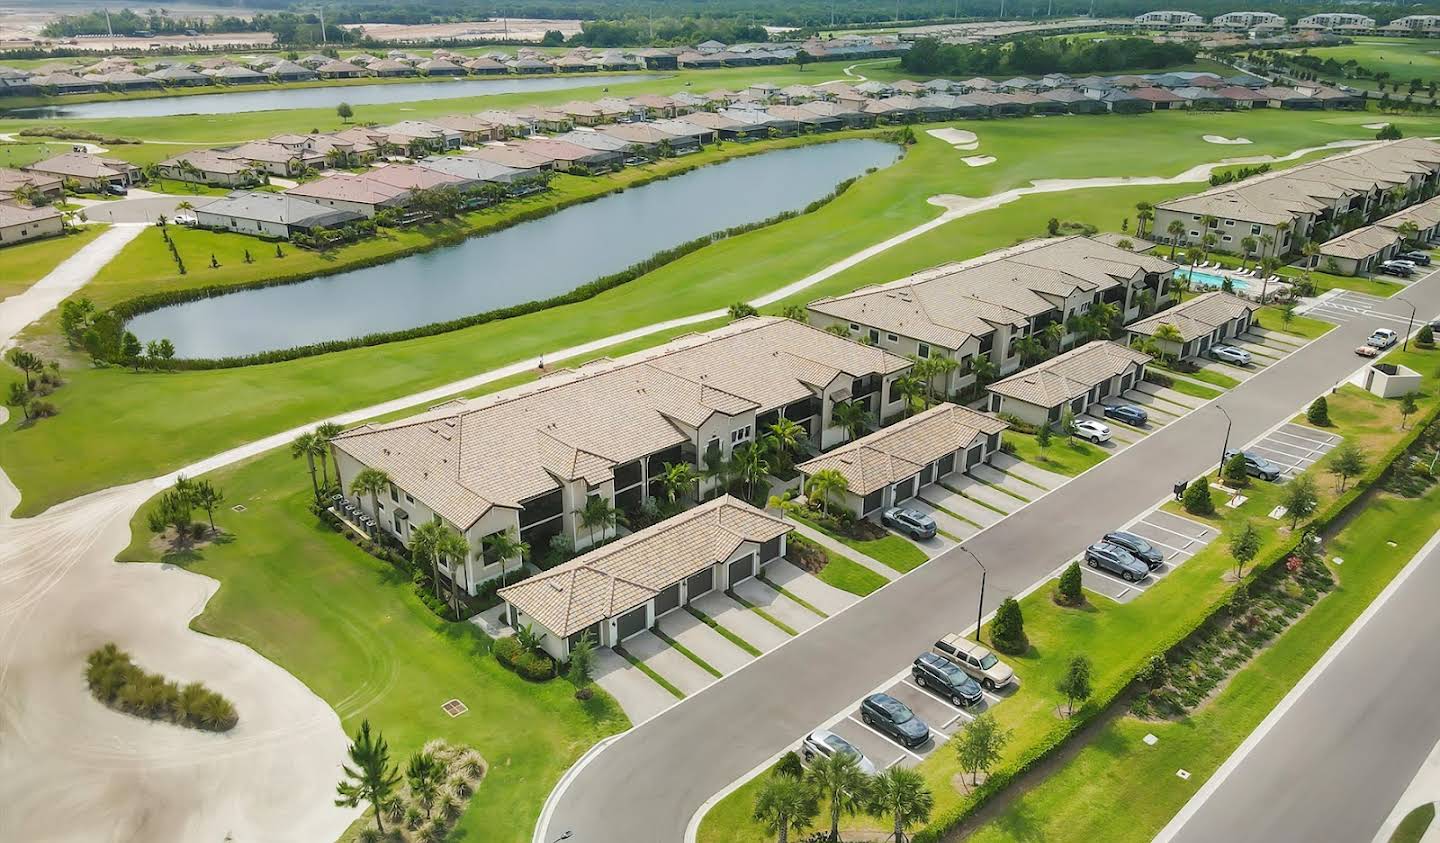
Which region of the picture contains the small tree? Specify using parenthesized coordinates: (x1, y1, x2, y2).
(1059, 408, 1077, 444)
(1400, 392, 1419, 429)
(1055, 561, 1083, 606)
(405, 750, 444, 820)
(753, 774, 818, 843)
(335, 720, 402, 834)
(1307, 396, 1330, 426)
(191, 480, 224, 531)
(728, 302, 759, 320)
(1056, 655, 1093, 716)
(954, 712, 1011, 787)
(1183, 478, 1215, 515)
(989, 596, 1027, 654)
(336, 101, 354, 123)
(1282, 474, 1319, 530)
(1035, 420, 1051, 450)
(1418, 324, 1435, 348)
(1223, 452, 1251, 488)
(7, 381, 32, 421)
(866, 766, 932, 843)
(1328, 442, 1367, 491)
(567, 632, 596, 697)
(1229, 522, 1260, 579)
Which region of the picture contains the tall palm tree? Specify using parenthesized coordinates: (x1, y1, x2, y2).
(1014, 335, 1047, 365)
(291, 431, 322, 503)
(1091, 301, 1121, 340)
(805, 468, 849, 517)
(1134, 201, 1154, 238)
(923, 355, 957, 403)
(659, 461, 699, 506)
(733, 442, 771, 502)
(1135, 288, 1156, 317)
(866, 766, 933, 843)
(752, 775, 818, 843)
(1239, 235, 1258, 270)
(349, 467, 390, 534)
(970, 354, 999, 388)
(575, 495, 622, 547)
(893, 371, 927, 416)
(315, 421, 345, 487)
(1041, 322, 1065, 353)
(1200, 232, 1218, 263)
(806, 751, 870, 842)
(1301, 240, 1320, 270)
(482, 528, 528, 585)
(438, 529, 470, 619)
(334, 720, 401, 834)
(408, 520, 449, 603)
(763, 418, 808, 475)
(1166, 219, 1186, 259)
(830, 399, 872, 443)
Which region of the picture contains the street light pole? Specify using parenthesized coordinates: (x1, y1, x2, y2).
(957, 546, 987, 642)
(552, 832, 573, 842)
(1402, 300, 1418, 351)
(1215, 404, 1233, 481)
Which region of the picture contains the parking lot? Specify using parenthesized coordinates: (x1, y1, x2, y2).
(1247, 422, 1341, 479)
(1301, 289, 1415, 328)
(1073, 508, 1219, 604)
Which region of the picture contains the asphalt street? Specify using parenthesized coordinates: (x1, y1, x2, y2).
(542, 270, 1440, 843)
(1158, 532, 1440, 843)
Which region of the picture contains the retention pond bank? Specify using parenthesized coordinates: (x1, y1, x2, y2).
(127, 138, 900, 358)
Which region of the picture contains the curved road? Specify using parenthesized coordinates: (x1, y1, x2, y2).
(540, 274, 1440, 843)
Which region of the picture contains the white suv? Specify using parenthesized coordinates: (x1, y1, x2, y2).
(1367, 328, 1399, 349)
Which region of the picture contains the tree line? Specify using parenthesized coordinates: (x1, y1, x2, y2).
(902, 36, 1197, 77)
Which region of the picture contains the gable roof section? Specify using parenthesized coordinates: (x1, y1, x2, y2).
(1127, 291, 1256, 342)
(988, 340, 1151, 408)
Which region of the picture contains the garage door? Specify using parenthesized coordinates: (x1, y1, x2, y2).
(728, 554, 756, 587)
(686, 567, 714, 602)
(892, 476, 917, 502)
(653, 583, 681, 617)
(616, 606, 648, 641)
(938, 452, 956, 477)
(966, 444, 984, 468)
(1121, 372, 1133, 391)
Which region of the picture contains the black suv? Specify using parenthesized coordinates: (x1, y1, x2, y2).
(859, 693, 930, 747)
(1102, 530, 1164, 570)
(912, 652, 983, 707)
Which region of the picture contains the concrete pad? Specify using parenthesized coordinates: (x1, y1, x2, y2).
(907, 498, 978, 539)
(763, 558, 858, 615)
(1132, 381, 1207, 409)
(920, 485, 1001, 526)
(1249, 327, 1306, 348)
(656, 609, 754, 675)
(948, 473, 1021, 513)
(1197, 360, 1254, 381)
(692, 591, 791, 652)
(1235, 339, 1285, 360)
(734, 576, 821, 633)
(593, 647, 676, 722)
(623, 630, 715, 696)
(967, 463, 1037, 499)
(790, 523, 897, 581)
(1083, 414, 1142, 444)
(988, 452, 1068, 489)
(1110, 392, 1181, 422)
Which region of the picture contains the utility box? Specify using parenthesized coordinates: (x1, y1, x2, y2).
(1364, 362, 1422, 399)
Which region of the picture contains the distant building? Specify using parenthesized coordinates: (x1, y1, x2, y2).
(1134, 10, 1204, 27)
(1386, 15, 1440, 34)
(1212, 11, 1287, 29)
(1295, 12, 1375, 30)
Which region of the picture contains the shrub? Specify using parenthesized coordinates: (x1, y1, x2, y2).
(1223, 452, 1251, 487)
(989, 597, 1027, 654)
(1307, 396, 1330, 426)
(1054, 562, 1084, 606)
(84, 643, 238, 731)
(1419, 324, 1435, 348)
(493, 636, 555, 681)
(775, 750, 805, 779)
(1183, 478, 1216, 515)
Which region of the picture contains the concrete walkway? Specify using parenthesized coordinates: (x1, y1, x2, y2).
(656, 610, 754, 675)
(0, 224, 145, 350)
(967, 463, 1037, 499)
(691, 592, 791, 652)
(763, 558, 858, 615)
(734, 577, 821, 633)
(594, 647, 675, 723)
(1134, 381, 1207, 409)
(947, 474, 1021, 513)
(989, 452, 1068, 489)
(625, 630, 715, 696)
(789, 523, 897, 581)
(920, 485, 1001, 526)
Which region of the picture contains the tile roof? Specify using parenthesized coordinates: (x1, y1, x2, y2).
(196, 191, 363, 229)
(0, 203, 61, 227)
(1319, 223, 1401, 259)
(26, 152, 135, 180)
(797, 403, 1008, 495)
(1127, 291, 1257, 342)
(283, 172, 411, 205)
(498, 495, 789, 637)
(987, 340, 1151, 407)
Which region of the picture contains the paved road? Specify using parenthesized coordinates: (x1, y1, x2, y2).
(77, 194, 217, 224)
(541, 271, 1440, 843)
(1157, 531, 1440, 843)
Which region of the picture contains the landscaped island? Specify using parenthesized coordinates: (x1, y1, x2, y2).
(84, 643, 239, 732)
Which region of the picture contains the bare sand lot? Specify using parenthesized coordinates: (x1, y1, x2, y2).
(344, 18, 584, 43)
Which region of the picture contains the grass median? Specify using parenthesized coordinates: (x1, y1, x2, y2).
(0, 225, 107, 302)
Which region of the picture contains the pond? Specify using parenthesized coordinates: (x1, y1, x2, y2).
(3, 74, 650, 119)
(127, 139, 901, 359)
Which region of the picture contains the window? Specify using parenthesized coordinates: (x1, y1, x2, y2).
(1189, 230, 1200, 237)
(389, 483, 398, 503)
(1222, 235, 1233, 242)
(868, 328, 880, 344)
(1250, 224, 1261, 235)
(917, 343, 931, 359)
(849, 323, 859, 332)
(730, 425, 751, 445)
(1224, 219, 1234, 227)
(886, 333, 898, 343)
(405, 493, 414, 504)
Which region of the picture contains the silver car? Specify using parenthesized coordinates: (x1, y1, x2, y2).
(800, 729, 878, 775)
(1209, 345, 1252, 367)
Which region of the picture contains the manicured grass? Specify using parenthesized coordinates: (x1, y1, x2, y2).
(615, 646, 685, 699)
(796, 515, 930, 573)
(146, 176, 250, 198)
(1392, 803, 1436, 843)
(0, 226, 106, 301)
(1158, 376, 1222, 401)
(686, 606, 763, 657)
(0, 139, 59, 168)
(1002, 431, 1109, 477)
(1259, 306, 1333, 340)
(1173, 364, 1242, 390)
(1277, 37, 1440, 93)
(812, 549, 890, 596)
(116, 448, 629, 843)
(654, 628, 725, 678)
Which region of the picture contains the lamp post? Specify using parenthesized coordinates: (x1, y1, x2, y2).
(1402, 300, 1418, 351)
(1215, 404, 1233, 482)
(957, 545, 987, 642)
(552, 832, 573, 842)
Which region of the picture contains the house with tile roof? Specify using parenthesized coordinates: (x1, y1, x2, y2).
(195, 191, 363, 238)
(25, 152, 141, 192)
(1125, 291, 1258, 359)
(985, 340, 1152, 428)
(499, 495, 790, 658)
(0, 202, 63, 247)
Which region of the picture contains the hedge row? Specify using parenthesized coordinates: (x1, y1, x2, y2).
(493, 636, 556, 681)
(913, 400, 1440, 842)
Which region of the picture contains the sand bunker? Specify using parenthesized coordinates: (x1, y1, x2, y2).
(927, 127, 978, 146)
(1203, 135, 1252, 145)
(963, 155, 997, 167)
(1363, 122, 1390, 129)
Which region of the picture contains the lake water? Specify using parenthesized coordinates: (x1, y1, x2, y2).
(128, 139, 900, 359)
(3, 74, 649, 119)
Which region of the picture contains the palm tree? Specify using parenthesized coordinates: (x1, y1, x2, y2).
(1091, 301, 1121, 339)
(830, 399, 872, 443)
(315, 421, 345, 487)
(1135, 201, 1154, 238)
(866, 766, 933, 843)
(970, 354, 999, 388)
(659, 461, 699, 506)
(1258, 232, 1274, 259)
(291, 431, 322, 503)
(752, 775, 818, 843)
(922, 355, 957, 403)
(1301, 239, 1320, 270)
(1014, 335, 1047, 365)
(575, 495, 623, 547)
(805, 468, 849, 517)
(806, 751, 870, 842)
(1240, 235, 1258, 270)
(1200, 232, 1219, 263)
(764, 417, 808, 475)
(1166, 219, 1186, 259)
(482, 528, 528, 585)
(893, 371, 927, 416)
(1041, 322, 1065, 353)
(1154, 323, 1184, 362)
(408, 520, 450, 604)
(349, 467, 390, 534)
(780, 304, 809, 323)
(1135, 288, 1156, 317)
(438, 529, 470, 618)
(733, 441, 771, 502)
(334, 720, 401, 834)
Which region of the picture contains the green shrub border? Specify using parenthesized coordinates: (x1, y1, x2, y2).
(913, 401, 1440, 842)
(493, 635, 557, 681)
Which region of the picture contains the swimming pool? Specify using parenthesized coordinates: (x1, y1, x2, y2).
(1174, 268, 1257, 294)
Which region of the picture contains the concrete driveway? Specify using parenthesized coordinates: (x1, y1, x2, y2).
(593, 647, 677, 724)
(78, 195, 218, 224)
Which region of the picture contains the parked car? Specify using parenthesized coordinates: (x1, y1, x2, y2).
(1073, 418, 1111, 444)
(1102, 403, 1148, 426)
(106, 183, 128, 196)
(1399, 251, 1432, 266)
(1209, 344, 1252, 367)
(882, 506, 937, 540)
(1356, 344, 1382, 358)
(1367, 328, 1399, 349)
(1380, 261, 1414, 278)
(1428, 318, 1440, 333)
(859, 693, 930, 748)
(800, 729, 877, 775)
(912, 651, 984, 708)
(931, 633, 1016, 690)
(1084, 541, 1150, 582)
(1102, 530, 1165, 569)
(1224, 449, 1282, 481)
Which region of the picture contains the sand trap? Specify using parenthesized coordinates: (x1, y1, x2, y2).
(954, 142, 979, 151)
(1203, 135, 1252, 145)
(963, 155, 996, 167)
(927, 127, 978, 145)
(1363, 122, 1390, 129)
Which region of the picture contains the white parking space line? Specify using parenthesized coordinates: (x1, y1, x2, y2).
(1134, 520, 1203, 548)
(1270, 431, 1334, 451)
(900, 678, 976, 723)
(1256, 438, 1323, 459)
(845, 716, 925, 762)
(1250, 447, 1313, 469)
(1147, 512, 1218, 536)
(1136, 535, 1192, 557)
(1081, 561, 1150, 590)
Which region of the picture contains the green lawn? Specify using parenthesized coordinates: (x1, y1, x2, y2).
(1277, 37, 1440, 93)
(1002, 431, 1110, 477)
(117, 448, 629, 843)
(0, 139, 61, 168)
(1160, 377, 1222, 401)
(1392, 804, 1436, 843)
(1205, 251, 1402, 298)
(1259, 306, 1333, 340)
(0, 226, 106, 301)
(812, 547, 890, 596)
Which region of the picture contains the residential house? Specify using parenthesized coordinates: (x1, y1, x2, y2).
(462, 57, 509, 75)
(418, 155, 526, 187)
(211, 65, 268, 85)
(317, 60, 367, 79)
(520, 137, 624, 172)
(268, 60, 317, 82)
(368, 59, 417, 77)
(84, 70, 161, 91)
(418, 58, 466, 76)
(1254, 86, 1322, 109)
(597, 122, 702, 154)
(32, 72, 104, 94)
(195, 191, 363, 238)
(26, 152, 141, 192)
(0, 168, 62, 203)
(282, 173, 411, 217)
(464, 145, 557, 173)
(985, 340, 1152, 427)
(429, 115, 501, 145)
(1126, 291, 1258, 359)
(221, 140, 323, 176)
(373, 121, 463, 152)
(474, 110, 533, 137)
(157, 150, 261, 187)
(146, 65, 212, 87)
(0, 203, 63, 246)
(1131, 86, 1187, 109)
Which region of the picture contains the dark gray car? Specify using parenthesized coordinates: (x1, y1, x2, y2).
(859, 693, 930, 747)
(1224, 449, 1282, 481)
(1103, 530, 1164, 569)
(912, 651, 983, 707)
(1084, 541, 1150, 582)
(882, 506, 936, 540)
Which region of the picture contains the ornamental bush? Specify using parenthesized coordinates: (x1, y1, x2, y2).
(1224, 452, 1251, 488)
(989, 596, 1027, 655)
(1418, 324, 1434, 347)
(1054, 562, 1084, 606)
(1307, 396, 1331, 426)
(1183, 478, 1216, 515)
(493, 636, 555, 681)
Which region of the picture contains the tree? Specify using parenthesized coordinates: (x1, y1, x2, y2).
(1307, 396, 1330, 426)
(866, 766, 933, 843)
(659, 461, 699, 506)
(1166, 219, 1186, 259)
(1183, 478, 1215, 515)
(1036, 419, 1051, 450)
(1059, 408, 1077, 444)
(349, 467, 390, 534)
(793, 49, 813, 71)
(780, 304, 808, 323)
(5, 348, 41, 391)
(567, 631, 596, 694)
(291, 431, 322, 503)
(481, 528, 528, 585)
(971, 354, 999, 388)
(336, 101, 353, 123)
(805, 751, 869, 842)
(1056, 655, 1093, 716)
(121, 332, 144, 370)
(191, 480, 224, 531)
(405, 749, 444, 820)
(409, 520, 450, 605)
(6, 381, 31, 422)
(1229, 521, 1260, 579)
(805, 468, 849, 517)
(764, 417, 808, 475)
(334, 720, 401, 834)
(1328, 442, 1367, 491)
(1419, 324, 1435, 347)
(733, 441, 771, 501)
(752, 774, 818, 843)
(830, 398, 872, 443)
(1135, 200, 1154, 238)
(1223, 452, 1250, 488)
(954, 712, 1011, 786)
(1401, 392, 1419, 429)
(1282, 474, 1319, 530)
(1377, 122, 1403, 140)
(315, 421, 345, 488)
(1055, 560, 1083, 606)
(147, 488, 195, 544)
(989, 596, 1026, 654)
(893, 371, 927, 416)
(729, 301, 759, 320)
(1239, 235, 1258, 270)
(575, 495, 622, 547)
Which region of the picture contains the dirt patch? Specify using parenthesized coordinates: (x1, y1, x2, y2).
(927, 127, 979, 146)
(1203, 135, 1253, 145)
(963, 155, 997, 167)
